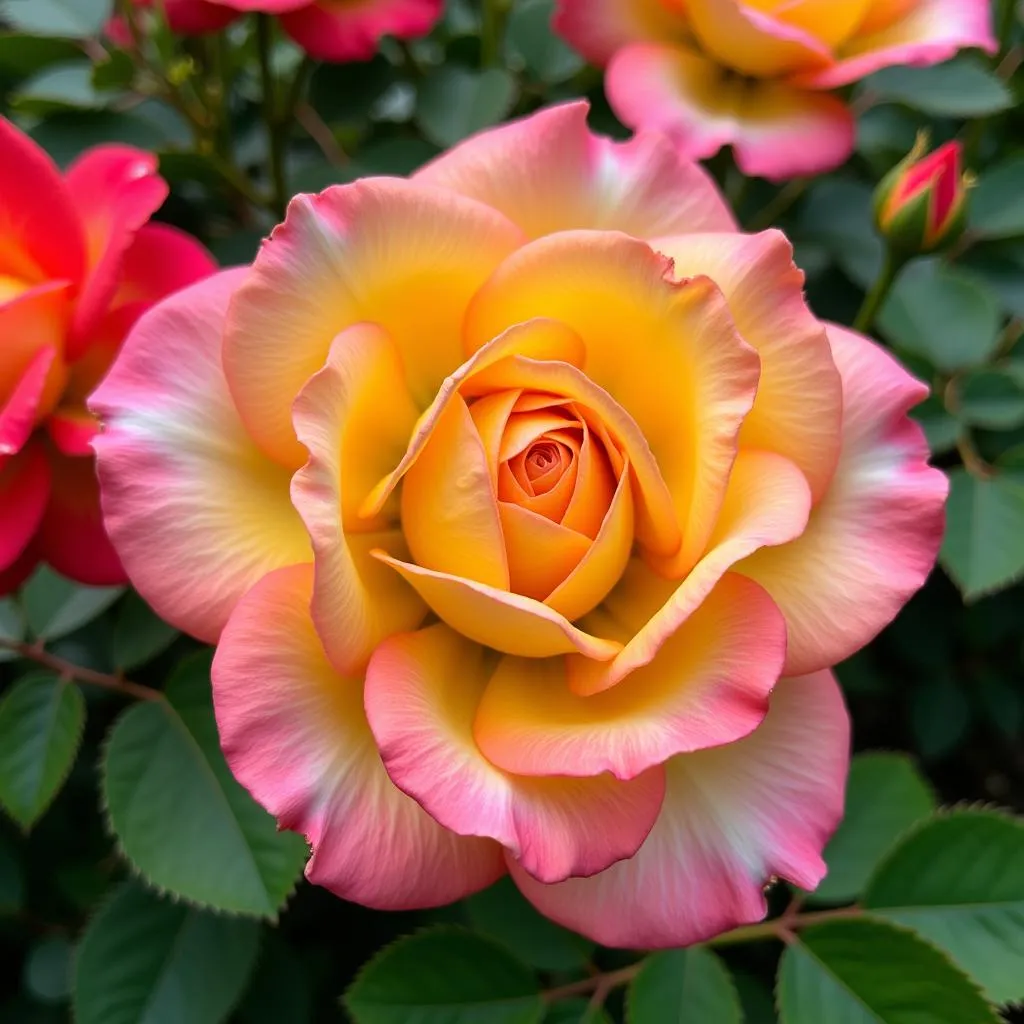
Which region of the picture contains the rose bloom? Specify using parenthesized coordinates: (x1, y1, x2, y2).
(555, 0, 996, 180)
(0, 118, 214, 593)
(109, 0, 442, 62)
(92, 103, 947, 947)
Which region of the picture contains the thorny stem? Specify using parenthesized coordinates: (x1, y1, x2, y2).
(541, 905, 863, 1005)
(0, 639, 163, 702)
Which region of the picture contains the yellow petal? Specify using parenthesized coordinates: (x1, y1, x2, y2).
(499, 503, 590, 601)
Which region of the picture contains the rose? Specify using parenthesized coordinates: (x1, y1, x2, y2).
(92, 102, 947, 947)
(108, 0, 442, 62)
(0, 118, 214, 593)
(875, 138, 969, 255)
(554, 0, 996, 180)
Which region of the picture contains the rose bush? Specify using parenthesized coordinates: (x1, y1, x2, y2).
(110, 0, 443, 61)
(554, 0, 996, 179)
(0, 118, 214, 593)
(91, 102, 947, 948)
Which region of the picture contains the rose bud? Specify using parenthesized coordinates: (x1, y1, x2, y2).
(874, 137, 970, 255)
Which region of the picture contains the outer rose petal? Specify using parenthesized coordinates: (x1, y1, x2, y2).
(466, 231, 760, 575)
(113, 222, 217, 308)
(64, 146, 169, 357)
(739, 325, 948, 675)
(0, 443, 50, 572)
(607, 43, 856, 181)
(511, 670, 849, 949)
(0, 116, 85, 285)
(795, 0, 997, 88)
(47, 406, 99, 457)
(474, 573, 786, 782)
(36, 451, 125, 586)
(0, 541, 38, 595)
(553, 0, 688, 66)
(224, 178, 523, 467)
(291, 324, 426, 677)
(213, 564, 504, 909)
(89, 269, 311, 642)
(365, 624, 665, 883)
(415, 101, 736, 239)
(279, 0, 443, 63)
(653, 230, 841, 501)
(686, 0, 832, 76)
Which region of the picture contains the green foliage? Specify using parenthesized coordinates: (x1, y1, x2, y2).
(864, 810, 1024, 1003)
(20, 567, 123, 642)
(416, 65, 519, 147)
(73, 881, 260, 1024)
(777, 918, 999, 1023)
(102, 655, 307, 917)
(627, 947, 742, 1024)
(0, 672, 84, 829)
(344, 928, 545, 1024)
(864, 57, 1013, 117)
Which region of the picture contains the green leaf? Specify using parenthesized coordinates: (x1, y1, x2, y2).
(797, 180, 882, 289)
(32, 108, 188, 166)
(970, 155, 1024, 240)
(344, 927, 545, 1024)
(777, 918, 999, 1023)
(112, 592, 179, 671)
(879, 259, 1002, 372)
(102, 654, 307, 918)
(0, 673, 85, 829)
(0, 832, 25, 913)
(10, 63, 106, 115)
(22, 566, 124, 641)
(0, 35, 82, 85)
(865, 57, 1013, 117)
(910, 675, 972, 761)
(956, 368, 1024, 430)
(91, 49, 136, 92)
(74, 881, 260, 1024)
(416, 65, 518, 148)
(24, 937, 73, 1004)
(628, 947, 741, 1023)
(940, 468, 1024, 599)
(811, 753, 934, 904)
(864, 810, 1024, 1004)
(4, 0, 109, 36)
(505, 0, 584, 83)
(465, 876, 593, 972)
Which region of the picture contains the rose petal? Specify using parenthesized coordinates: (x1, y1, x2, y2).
(365, 624, 665, 883)
(510, 670, 849, 949)
(90, 269, 310, 641)
(552, 0, 687, 65)
(653, 230, 841, 501)
(279, 0, 443, 62)
(113, 221, 217, 308)
(64, 146, 169, 357)
(0, 442, 50, 573)
(212, 564, 504, 910)
(795, 0, 997, 88)
(607, 43, 856, 181)
(739, 325, 948, 674)
(224, 178, 523, 467)
(0, 116, 85, 286)
(291, 324, 427, 676)
(474, 573, 785, 781)
(0, 347, 57, 457)
(416, 101, 735, 239)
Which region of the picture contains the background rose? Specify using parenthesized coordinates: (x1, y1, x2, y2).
(554, 0, 996, 179)
(91, 101, 946, 948)
(0, 118, 215, 594)
(109, 0, 443, 62)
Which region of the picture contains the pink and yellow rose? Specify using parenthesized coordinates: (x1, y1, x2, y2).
(110, 0, 443, 63)
(92, 103, 947, 947)
(0, 118, 214, 593)
(555, 0, 996, 180)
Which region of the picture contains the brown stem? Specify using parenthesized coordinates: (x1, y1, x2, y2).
(541, 904, 863, 1004)
(0, 640, 162, 702)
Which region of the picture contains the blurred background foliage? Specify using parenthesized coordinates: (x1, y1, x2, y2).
(1, 0, 1024, 1022)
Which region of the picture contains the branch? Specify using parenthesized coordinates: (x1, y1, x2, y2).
(0, 639, 163, 702)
